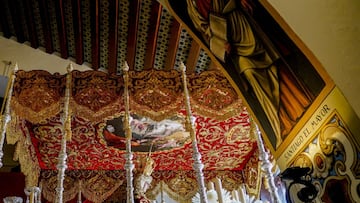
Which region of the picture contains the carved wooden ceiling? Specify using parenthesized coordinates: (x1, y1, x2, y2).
(0, 0, 217, 74)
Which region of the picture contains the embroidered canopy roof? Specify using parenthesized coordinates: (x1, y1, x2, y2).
(8, 69, 257, 174)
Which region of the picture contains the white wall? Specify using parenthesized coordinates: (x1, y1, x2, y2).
(267, 0, 360, 116)
(0, 36, 91, 75)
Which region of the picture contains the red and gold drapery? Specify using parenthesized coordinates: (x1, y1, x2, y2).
(7, 69, 260, 202)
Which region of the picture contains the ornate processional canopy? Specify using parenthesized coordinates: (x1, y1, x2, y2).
(7, 68, 257, 173)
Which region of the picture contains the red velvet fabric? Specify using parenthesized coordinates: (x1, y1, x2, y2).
(0, 172, 26, 201)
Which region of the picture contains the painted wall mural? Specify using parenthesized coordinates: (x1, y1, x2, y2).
(280, 87, 360, 202)
(164, 0, 330, 152)
(288, 112, 360, 202)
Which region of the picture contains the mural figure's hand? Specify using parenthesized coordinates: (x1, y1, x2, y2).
(225, 42, 232, 55)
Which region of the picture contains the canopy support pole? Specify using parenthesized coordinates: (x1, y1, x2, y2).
(55, 64, 73, 203)
(253, 123, 281, 203)
(180, 62, 208, 203)
(123, 61, 135, 203)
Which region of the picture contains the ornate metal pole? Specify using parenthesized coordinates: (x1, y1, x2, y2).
(253, 123, 280, 203)
(55, 64, 73, 203)
(179, 62, 208, 203)
(123, 61, 135, 203)
(0, 63, 17, 168)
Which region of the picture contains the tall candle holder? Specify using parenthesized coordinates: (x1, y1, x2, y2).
(253, 122, 280, 203)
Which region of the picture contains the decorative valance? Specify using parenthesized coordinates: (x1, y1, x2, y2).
(11, 69, 242, 123)
(39, 160, 261, 203)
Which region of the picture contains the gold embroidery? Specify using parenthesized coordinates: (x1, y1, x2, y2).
(11, 69, 242, 122)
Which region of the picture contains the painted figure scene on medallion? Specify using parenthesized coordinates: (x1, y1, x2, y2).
(102, 114, 190, 152)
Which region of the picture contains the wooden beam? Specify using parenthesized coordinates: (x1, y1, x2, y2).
(23, 0, 38, 48)
(72, 0, 84, 64)
(126, 0, 141, 70)
(9, 0, 25, 43)
(38, 0, 53, 53)
(55, 0, 68, 59)
(0, 17, 3, 34)
(208, 60, 218, 70)
(0, 0, 11, 38)
(186, 40, 201, 73)
(107, 0, 119, 74)
(164, 20, 181, 70)
(90, 0, 100, 70)
(143, 1, 161, 70)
